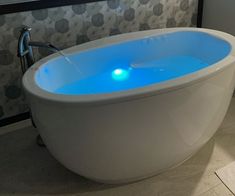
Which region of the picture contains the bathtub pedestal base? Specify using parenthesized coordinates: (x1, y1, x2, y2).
(36, 135, 46, 147)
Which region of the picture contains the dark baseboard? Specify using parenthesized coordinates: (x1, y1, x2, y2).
(0, 112, 30, 127)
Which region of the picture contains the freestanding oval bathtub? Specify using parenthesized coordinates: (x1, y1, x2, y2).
(23, 28, 235, 184)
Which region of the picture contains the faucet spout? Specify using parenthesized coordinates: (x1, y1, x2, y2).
(17, 26, 59, 73)
(28, 41, 60, 53)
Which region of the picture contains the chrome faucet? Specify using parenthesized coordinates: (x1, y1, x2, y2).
(17, 26, 60, 148)
(17, 26, 59, 73)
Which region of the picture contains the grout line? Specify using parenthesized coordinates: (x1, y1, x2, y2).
(214, 172, 235, 196)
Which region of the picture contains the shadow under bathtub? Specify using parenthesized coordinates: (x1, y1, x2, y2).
(0, 126, 216, 195)
(0, 127, 118, 195)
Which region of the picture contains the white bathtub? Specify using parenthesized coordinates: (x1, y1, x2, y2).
(23, 28, 235, 184)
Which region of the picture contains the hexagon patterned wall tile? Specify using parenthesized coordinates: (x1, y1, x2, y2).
(0, 0, 198, 120)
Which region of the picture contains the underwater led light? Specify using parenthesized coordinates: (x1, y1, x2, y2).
(112, 68, 129, 81)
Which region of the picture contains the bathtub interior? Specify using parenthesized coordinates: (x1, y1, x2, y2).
(35, 31, 231, 95)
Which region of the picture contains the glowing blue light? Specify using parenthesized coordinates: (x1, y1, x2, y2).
(44, 68, 49, 74)
(112, 68, 129, 81)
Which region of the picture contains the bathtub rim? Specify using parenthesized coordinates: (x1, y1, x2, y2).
(22, 27, 235, 105)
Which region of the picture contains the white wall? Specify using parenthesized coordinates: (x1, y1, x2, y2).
(202, 0, 235, 35)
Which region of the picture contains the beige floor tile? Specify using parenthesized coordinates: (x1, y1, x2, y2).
(213, 184, 233, 196)
(199, 189, 218, 196)
(215, 162, 235, 195)
(191, 184, 233, 196)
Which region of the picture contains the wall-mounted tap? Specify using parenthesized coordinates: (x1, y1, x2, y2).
(17, 26, 59, 73)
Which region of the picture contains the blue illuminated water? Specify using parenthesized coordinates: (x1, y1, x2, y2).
(55, 55, 208, 95)
(35, 31, 231, 95)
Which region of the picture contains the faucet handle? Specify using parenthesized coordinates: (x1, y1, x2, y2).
(21, 26, 32, 33)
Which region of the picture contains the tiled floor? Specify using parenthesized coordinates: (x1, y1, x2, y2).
(216, 162, 235, 195)
(1, 99, 235, 196)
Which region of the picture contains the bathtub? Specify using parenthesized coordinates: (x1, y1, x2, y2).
(23, 28, 235, 184)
